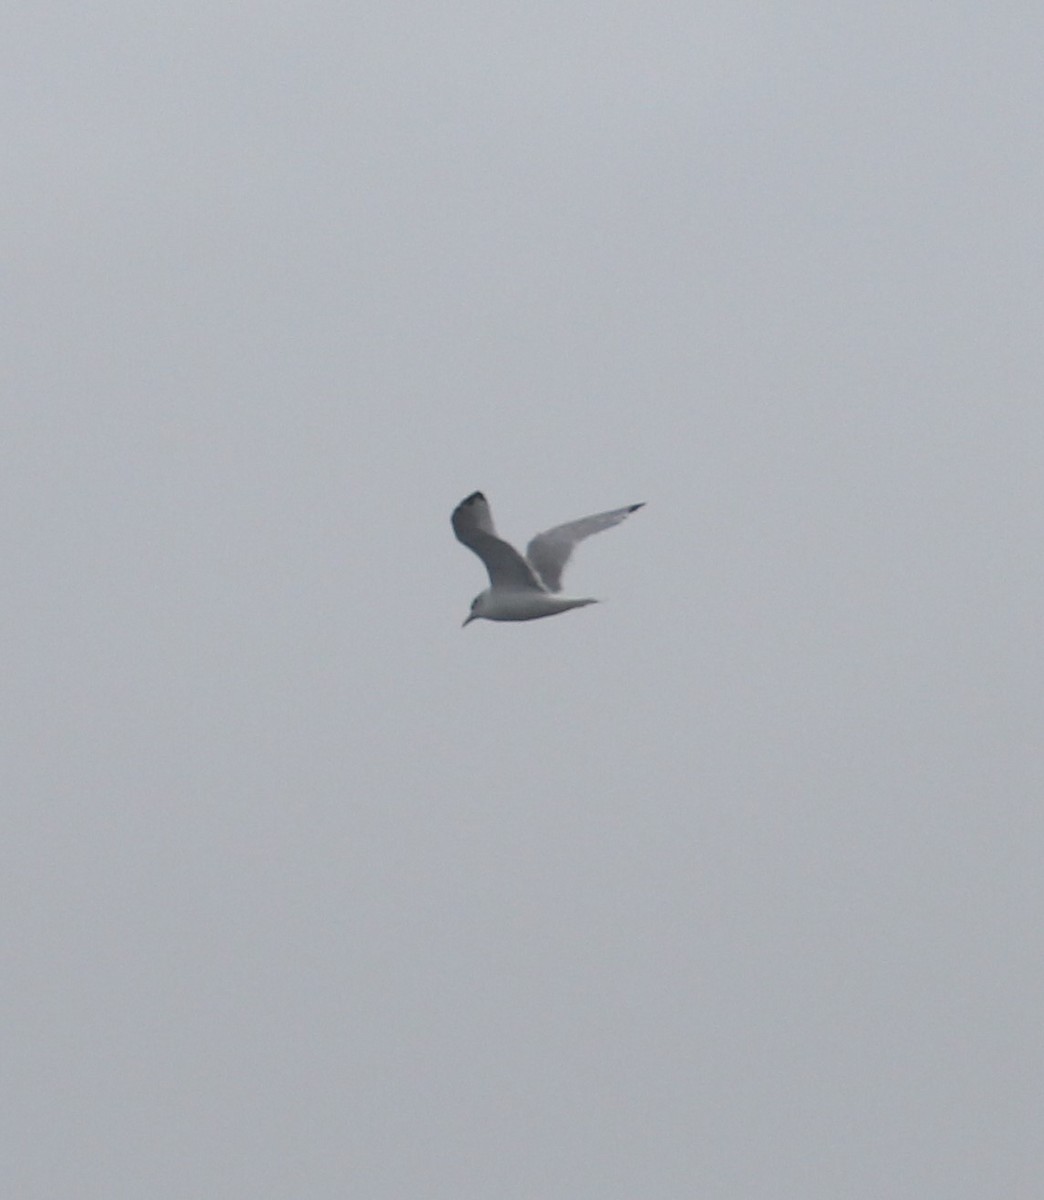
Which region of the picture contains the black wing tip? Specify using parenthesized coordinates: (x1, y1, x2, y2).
(628, 502, 646, 512)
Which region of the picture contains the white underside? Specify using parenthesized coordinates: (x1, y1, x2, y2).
(474, 591, 598, 622)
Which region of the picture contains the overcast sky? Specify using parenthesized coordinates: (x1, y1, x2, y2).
(5, 4, 1043, 1197)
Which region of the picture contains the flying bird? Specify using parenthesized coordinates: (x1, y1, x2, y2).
(451, 491, 644, 626)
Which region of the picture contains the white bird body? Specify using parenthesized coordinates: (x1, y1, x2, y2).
(451, 491, 644, 626)
(468, 589, 598, 623)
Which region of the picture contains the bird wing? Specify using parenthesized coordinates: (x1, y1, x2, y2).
(452, 492, 546, 592)
(525, 502, 645, 592)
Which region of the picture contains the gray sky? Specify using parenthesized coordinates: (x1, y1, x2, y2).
(5, 4, 1043, 1197)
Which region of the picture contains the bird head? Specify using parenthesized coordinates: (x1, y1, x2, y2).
(462, 593, 485, 627)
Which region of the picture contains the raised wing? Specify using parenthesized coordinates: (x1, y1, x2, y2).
(525, 502, 644, 592)
(451, 492, 546, 592)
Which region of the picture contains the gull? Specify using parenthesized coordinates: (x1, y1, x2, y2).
(452, 491, 644, 626)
